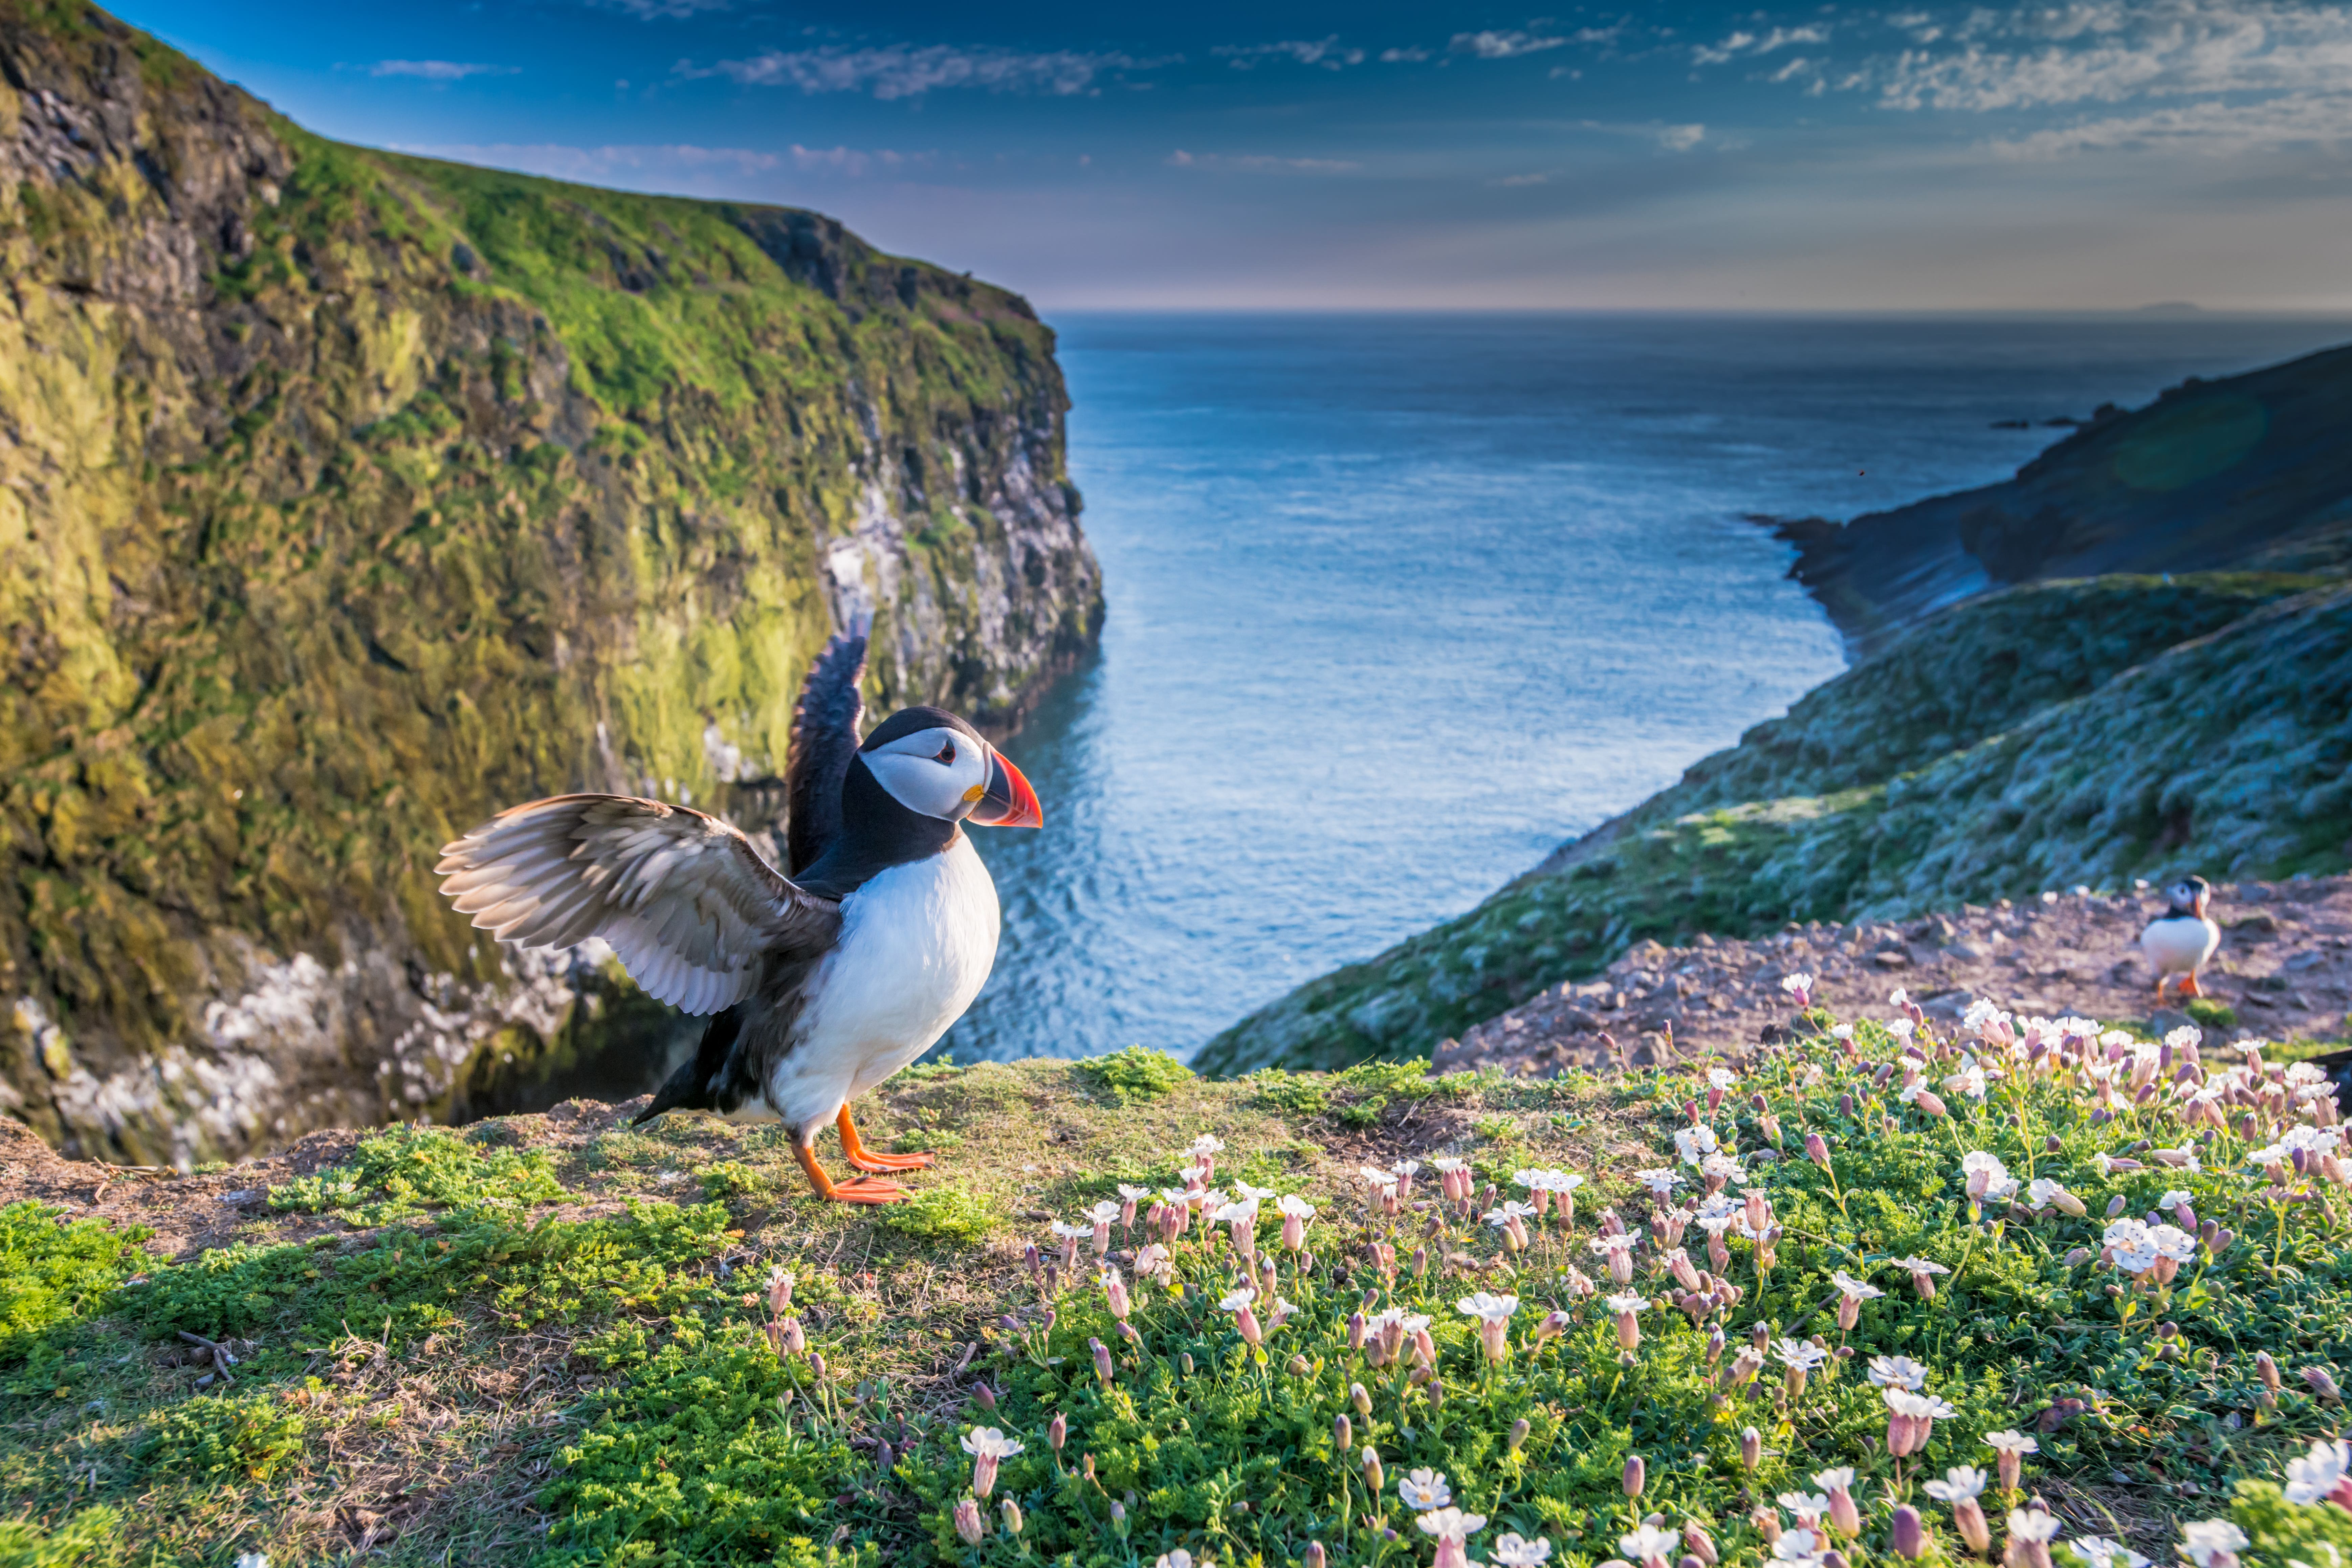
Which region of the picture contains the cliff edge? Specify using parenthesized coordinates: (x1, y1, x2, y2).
(0, 0, 1102, 1164)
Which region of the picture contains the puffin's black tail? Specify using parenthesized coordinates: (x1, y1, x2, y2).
(633, 1006, 744, 1125)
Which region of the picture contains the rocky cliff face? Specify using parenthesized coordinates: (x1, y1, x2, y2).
(0, 0, 1102, 1164)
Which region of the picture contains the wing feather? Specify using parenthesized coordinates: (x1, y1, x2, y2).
(436, 794, 840, 1015)
(784, 617, 871, 876)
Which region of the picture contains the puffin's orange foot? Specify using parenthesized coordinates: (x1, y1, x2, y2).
(830, 1177, 910, 1205)
(845, 1148, 936, 1173)
(2178, 973, 2204, 999)
(794, 1142, 910, 1203)
(835, 1106, 937, 1173)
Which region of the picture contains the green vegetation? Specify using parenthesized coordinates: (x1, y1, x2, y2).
(1078, 1046, 1197, 1104)
(0, 1205, 150, 1371)
(3, 1027, 2348, 1565)
(1203, 574, 2352, 1073)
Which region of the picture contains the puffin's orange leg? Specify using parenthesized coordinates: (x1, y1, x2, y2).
(2153, 974, 2172, 1002)
(838, 1106, 936, 1173)
(2178, 972, 2203, 999)
(794, 1141, 906, 1204)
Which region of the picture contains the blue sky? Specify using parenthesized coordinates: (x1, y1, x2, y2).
(121, 0, 2352, 309)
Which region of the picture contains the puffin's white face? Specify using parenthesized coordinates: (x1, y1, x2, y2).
(862, 726, 992, 821)
(2167, 879, 2209, 914)
(860, 726, 1045, 829)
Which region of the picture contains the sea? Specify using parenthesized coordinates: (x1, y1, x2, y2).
(934, 311, 2352, 1066)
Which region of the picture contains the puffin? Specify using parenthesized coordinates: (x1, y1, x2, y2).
(432, 624, 1042, 1204)
(2140, 875, 2221, 1001)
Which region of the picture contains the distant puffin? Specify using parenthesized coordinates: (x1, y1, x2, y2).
(433, 625, 1042, 1204)
(2140, 875, 2221, 1001)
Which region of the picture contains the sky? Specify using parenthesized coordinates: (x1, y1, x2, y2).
(117, 0, 2352, 310)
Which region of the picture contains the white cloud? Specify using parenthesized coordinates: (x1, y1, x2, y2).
(1658, 123, 1708, 151)
(581, 0, 730, 16)
(1166, 150, 1363, 173)
(390, 141, 929, 181)
(369, 60, 520, 81)
(1861, 0, 2352, 112)
(1381, 46, 1433, 63)
(1694, 25, 1828, 65)
(1450, 30, 1569, 60)
(1215, 37, 1366, 70)
(1990, 92, 2352, 156)
(705, 44, 1147, 99)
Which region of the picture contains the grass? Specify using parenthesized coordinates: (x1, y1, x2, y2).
(2, 1022, 2345, 1566)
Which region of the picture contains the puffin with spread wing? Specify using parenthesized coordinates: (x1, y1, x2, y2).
(433, 625, 1042, 1203)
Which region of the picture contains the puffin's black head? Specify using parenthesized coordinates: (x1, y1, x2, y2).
(848, 705, 1043, 844)
(2164, 875, 2212, 917)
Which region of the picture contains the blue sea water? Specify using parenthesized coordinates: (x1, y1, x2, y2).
(939, 312, 2352, 1066)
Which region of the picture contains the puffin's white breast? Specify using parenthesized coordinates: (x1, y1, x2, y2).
(2141, 915, 2220, 974)
(766, 835, 1002, 1135)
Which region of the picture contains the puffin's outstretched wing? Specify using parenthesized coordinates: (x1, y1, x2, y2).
(436, 795, 840, 1016)
(785, 618, 870, 876)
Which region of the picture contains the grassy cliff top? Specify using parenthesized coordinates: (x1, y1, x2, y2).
(1, 1010, 2347, 1567)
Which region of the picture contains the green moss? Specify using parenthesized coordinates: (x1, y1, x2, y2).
(0, 1203, 151, 1370)
(2187, 997, 2240, 1030)
(1076, 1045, 1195, 1104)
(268, 1123, 566, 1224)
(0, 1504, 122, 1568)
(874, 1183, 1004, 1244)
(138, 1388, 308, 1482)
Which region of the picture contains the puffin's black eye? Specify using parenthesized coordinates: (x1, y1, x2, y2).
(935, 739, 957, 766)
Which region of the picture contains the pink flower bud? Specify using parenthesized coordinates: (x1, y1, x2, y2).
(1686, 1522, 1719, 1565)
(2306, 1366, 2343, 1404)
(1001, 1498, 1024, 1536)
(2257, 1351, 2282, 1389)
(1954, 1497, 1991, 1556)
(1306, 1545, 1328, 1568)
(1509, 1418, 1531, 1453)
(1049, 1412, 1067, 1452)
(1283, 1213, 1306, 1252)
(1362, 1446, 1384, 1493)
(1092, 1338, 1115, 1382)
(1892, 1506, 1924, 1560)
(1236, 1307, 1264, 1345)
(1828, 1484, 1861, 1538)
(954, 1498, 987, 1545)
(1805, 1132, 1832, 1170)
(1624, 1454, 1647, 1496)
(971, 1453, 1000, 1498)
(1105, 1274, 1131, 1320)
(1335, 1414, 1352, 1450)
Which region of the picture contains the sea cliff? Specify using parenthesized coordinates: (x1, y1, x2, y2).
(0, 0, 1102, 1164)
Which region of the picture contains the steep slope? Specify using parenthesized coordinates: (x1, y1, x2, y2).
(1197, 572, 2350, 1073)
(0, 1, 1102, 1163)
(1774, 340, 2352, 654)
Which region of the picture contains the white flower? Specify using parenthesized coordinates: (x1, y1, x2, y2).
(1985, 1430, 2040, 1456)
(1392, 1158, 1424, 1176)
(1925, 1466, 1989, 1502)
(1775, 1338, 1828, 1370)
(1780, 1492, 1832, 1519)
(1277, 1194, 1317, 1219)
(1493, 1536, 1555, 1568)
(1590, 1233, 1636, 1258)
(1772, 1527, 1828, 1567)
(1603, 1293, 1649, 1313)
(1213, 1199, 1261, 1227)
(2008, 1509, 2063, 1544)
(1485, 1201, 1539, 1225)
(2027, 1177, 2075, 1210)
(1456, 1292, 1521, 1322)
(1157, 1553, 1197, 1568)
(1190, 1134, 1226, 1155)
(1962, 1150, 2018, 1200)
(1674, 1126, 1720, 1166)
(1050, 1220, 1093, 1239)
(1234, 1181, 1278, 1201)
(1702, 1152, 1751, 1186)
(1890, 988, 1911, 1006)
(1621, 1524, 1681, 1562)
(2147, 1224, 2197, 1262)
(1399, 1468, 1454, 1510)
(1087, 1200, 1122, 1224)
(2067, 1538, 2151, 1568)
(1709, 1068, 1737, 1089)
(2284, 1438, 2351, 1506)
(1812, 1466, 1857, 1492)
(1830, 1271, 1883, 1302)
(2179, 1522, 2249, 1568)
(236, 1557, 270, 1568)
(962, 1427, 1026, 1458)
(1418, 1508, 1489, 1544)
(1945, 1064, 1989, 1100)
(1868, 1354, 1930, 1390)
(1429, 1156, 1469, 1173)
(1782, 972, 1816, 996)
(1890, 1256, 1950, 1277)
(2158, 1189, 2194, 1210)
(1217, 1287, 1256, 1311)
(1636, 1167, 1684, 1195)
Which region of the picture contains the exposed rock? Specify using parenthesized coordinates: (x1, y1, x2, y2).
(1433, 876, 2352, 1078)
(0, 3, 1101, 1164)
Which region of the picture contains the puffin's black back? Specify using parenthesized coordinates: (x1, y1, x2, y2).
(785, 620, 871, 877)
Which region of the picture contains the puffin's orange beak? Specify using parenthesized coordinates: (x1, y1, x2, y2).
(968, 748, 1043, 829)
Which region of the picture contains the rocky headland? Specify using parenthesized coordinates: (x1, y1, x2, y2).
(1769, 340, 2352, 657)
(0, 0, 1100, 1166)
